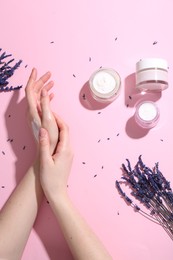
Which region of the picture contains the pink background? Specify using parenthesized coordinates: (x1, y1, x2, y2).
(0, 0, 173, 259)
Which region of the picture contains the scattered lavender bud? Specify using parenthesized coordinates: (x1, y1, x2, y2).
(73, 74, 76, 78)
(153, 41, 158, 45)
(82, 93, 86, 100)
(94, 174, 97, 178)
(2, 151, 5, 155)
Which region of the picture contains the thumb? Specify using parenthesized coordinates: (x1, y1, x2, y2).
(39, 128, 51, 163)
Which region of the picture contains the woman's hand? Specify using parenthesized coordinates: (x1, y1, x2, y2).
(39, 115, 73, 200)
(25, 68, 58, 154)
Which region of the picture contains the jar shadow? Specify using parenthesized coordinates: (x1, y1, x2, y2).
(125, 73, 162, 139)
(79, 81, 112, 110)
(126, 116, 150, 139)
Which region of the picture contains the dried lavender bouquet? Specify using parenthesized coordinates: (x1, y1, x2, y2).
(0, 48, 22, 92)
(116, 155, 173, 240)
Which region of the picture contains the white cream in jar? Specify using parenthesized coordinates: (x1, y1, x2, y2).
(135, 101, 160, 128)
(89, 68, 121, 102)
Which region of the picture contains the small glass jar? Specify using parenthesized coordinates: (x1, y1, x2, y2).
(89, 68, 121, 103)
(135, 101, 160, 128)
(136, 58, 168, 91)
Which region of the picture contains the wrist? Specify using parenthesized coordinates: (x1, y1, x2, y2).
(46, 187, 69, 205)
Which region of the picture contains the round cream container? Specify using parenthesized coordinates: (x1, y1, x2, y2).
(135, 101, 160, 128)
(136, 58, 168, 91)
(89, 68, 121, 102)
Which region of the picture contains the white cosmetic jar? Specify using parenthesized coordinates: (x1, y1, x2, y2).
(135, 101, 160, 128)
(89, 68, 121, 102)
(136, 58, 168, 91)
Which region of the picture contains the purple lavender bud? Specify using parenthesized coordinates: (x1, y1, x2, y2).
(115, 181, 125, 197)
(122, 163, 130, 175)
(116, 156, 173, 240)
(125, 195, 133, 204)
(134, 205, 140, 211)
(126, 159, 132, 172)
(150, 209, 156, 215)
(138, 155, 146, 169)
(0, 49, 22, 92)
(166, 192, 173, 204)
(145, 203, 151, 209)
(6, 59, 14, 66)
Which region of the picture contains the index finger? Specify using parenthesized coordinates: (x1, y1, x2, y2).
(25, 68, 38, 112)
(25, 68, 37, 92)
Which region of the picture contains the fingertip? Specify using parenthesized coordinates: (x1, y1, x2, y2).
(32, 67, 37, 78)
(27, 68, 37, 86)
(49, 93, 54, 101)
(47, 71, 51, 77)
(39, 127, 47, 138)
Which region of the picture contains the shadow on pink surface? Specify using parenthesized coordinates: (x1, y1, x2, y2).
(124, 73, 162, 139)
(4, 90, 73, 260)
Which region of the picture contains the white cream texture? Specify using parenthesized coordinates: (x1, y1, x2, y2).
(138, 102, 157, 121)
(31, 120, 40, 142)
(92, 71, 116, 94)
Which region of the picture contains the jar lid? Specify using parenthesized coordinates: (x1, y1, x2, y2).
(136, 58, 169, 91)
(136, 58, 168, 71)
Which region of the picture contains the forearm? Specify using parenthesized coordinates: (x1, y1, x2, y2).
(0, 162, 44, 260)
(49, 191, 112, 260)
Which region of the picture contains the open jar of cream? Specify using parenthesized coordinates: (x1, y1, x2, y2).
(89, 68, 121, 102)
(136, 58, 168, 91)
(135, 101, 160, 128)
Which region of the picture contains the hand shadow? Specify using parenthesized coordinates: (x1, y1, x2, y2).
(125, 73, 161, 139)
(4, 90, 73, 260)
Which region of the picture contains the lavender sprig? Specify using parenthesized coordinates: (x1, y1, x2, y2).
(0, 48, 22, 92)
(116, 156, 173, 240)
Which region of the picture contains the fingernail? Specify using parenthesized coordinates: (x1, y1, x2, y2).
(41, 88, 47, 97)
